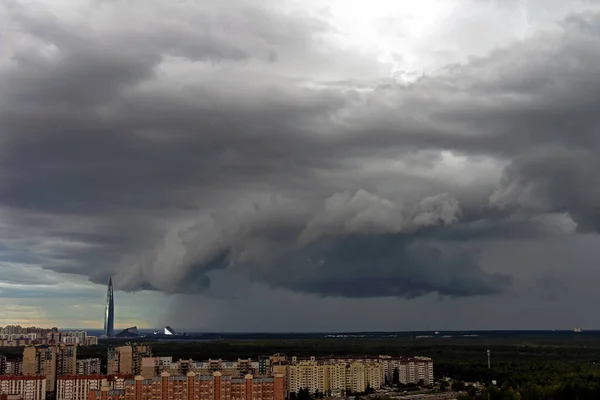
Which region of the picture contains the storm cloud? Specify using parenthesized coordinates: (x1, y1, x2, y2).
(2, 0, 600, 323)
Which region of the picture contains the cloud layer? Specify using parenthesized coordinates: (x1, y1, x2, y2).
(2, 0, 600, 320)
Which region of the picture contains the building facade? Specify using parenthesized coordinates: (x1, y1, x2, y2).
(77, 360, 102, 376)
(279, 355, 433, 396)
(0, 376, 46, 400)
(5, 361, 22, 376)
(22, 345, 77, 392)
(57, 375, 130, 400)
(386, 357, 434, 385)
(140, 358, 173, 379)
(108, 346, 152, 376)
(87, 372, 284, 400)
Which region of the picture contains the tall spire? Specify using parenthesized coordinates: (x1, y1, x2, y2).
(104, 276, 114, 337)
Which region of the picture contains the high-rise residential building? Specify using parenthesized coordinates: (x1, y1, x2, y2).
(281, 355, 432, 396)
(104, 277, 115, 338)
(385, 357, 433, 385)
(57, 375, 130, 400)
(0, 376, 46, 400)
(87, 371, 285, 400)
(22, 345, 77, 392)
(76, 359, 102, 375)
(58, 345, 78, 378)
(107, 346, 151, 376)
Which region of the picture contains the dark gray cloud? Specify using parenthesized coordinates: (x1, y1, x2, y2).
(491, 146, 600, 232)
(2, 0, 600, 319)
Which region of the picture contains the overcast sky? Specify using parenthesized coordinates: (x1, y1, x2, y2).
(2, 0, 600, 331)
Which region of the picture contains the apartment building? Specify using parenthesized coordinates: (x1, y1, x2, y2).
(140, 357, 173, 379)
(0, 376, 46, 400)
(107, 346, 151, 376)
(0, 327, 56, 338)
(57, 375, 131, 400)
(22, 345, 77, 392)
(281, 354, 432, 396)
(285, 360, 381, 396)
(345, 363, 366, 393)
(257, 357, 271, 377)
(147, 359, 258, 379)
(87, 371, 285, 400)
(77, 359, 102, 376)
(296, 355, 433, 386)
(326, 364, 346, 396)
(5, 361, 22, 376)
(386, 357, 434, 385)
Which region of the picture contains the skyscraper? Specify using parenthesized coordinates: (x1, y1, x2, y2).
(104, 277, 114, 338)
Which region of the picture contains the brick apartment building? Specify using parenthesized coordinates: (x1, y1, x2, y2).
(88, 372, 285, 400)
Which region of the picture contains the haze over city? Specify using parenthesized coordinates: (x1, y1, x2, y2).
(2, 0, 600, 331)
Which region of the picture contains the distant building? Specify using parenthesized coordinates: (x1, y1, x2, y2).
(107, 346, 151, 376)
(114, 328, 137, 339)
(386, 356, 434, 385)
(278, 355, 433, 396)
(104, 277, 114, 338)
(163, 327, 176, 336)
(77, 359, 101, 375)
(0, 326, 56, 339)
(0, 376, 46, 400)
(0, 357, 6, 375)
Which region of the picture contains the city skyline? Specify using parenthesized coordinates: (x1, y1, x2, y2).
(3, 0, 600, 331)
(3, 350, 435, 400)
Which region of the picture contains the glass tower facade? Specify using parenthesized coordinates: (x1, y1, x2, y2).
(104, 276, 114, 337)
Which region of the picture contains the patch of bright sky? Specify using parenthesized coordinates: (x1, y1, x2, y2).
(284, 0, 600, 82)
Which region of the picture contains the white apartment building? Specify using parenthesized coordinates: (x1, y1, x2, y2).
(56, 375, 128, 400)
(281, 354, 433, 396)
(386, 357, 434, 385)
(57, 376, 104, 400)
(0, 377, 46, 400)
(285, 360, 384, 396)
